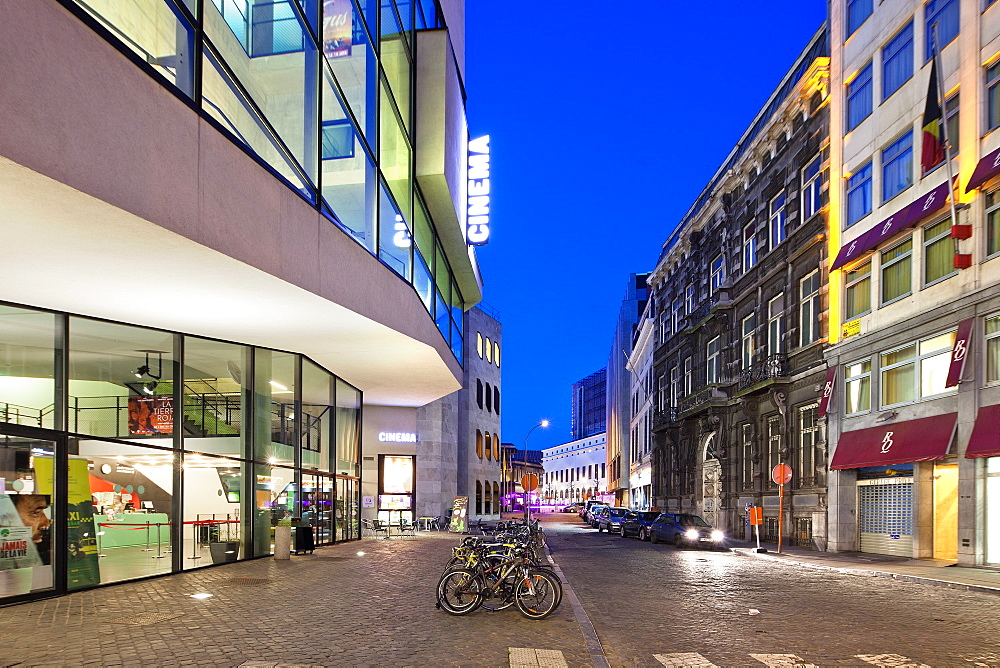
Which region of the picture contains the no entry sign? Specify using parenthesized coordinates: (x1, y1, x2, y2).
(771, 464, 792, 485)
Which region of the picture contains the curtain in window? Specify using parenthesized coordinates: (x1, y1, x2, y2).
(988, 335, 1000, 383)
(845, 264, 871, 319)
(882, 24, 913, 98)
(881, 346, 916, 405)
(924, 220, 953, 283)
(881, 241, 912, 302)
(846, 376, 870, 413)
(989, 205, 1000, 256)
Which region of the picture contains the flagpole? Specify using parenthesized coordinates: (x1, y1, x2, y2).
(930, 23, 961, 256)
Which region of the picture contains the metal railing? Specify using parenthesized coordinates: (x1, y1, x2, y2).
(651, 408, 678, 430)
(738, 354, 788, 390)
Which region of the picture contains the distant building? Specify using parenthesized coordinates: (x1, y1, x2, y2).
(571, 368, 607, 440)
(606, 273, 650, 507)
(500, 443, 544, 509)
(541, 433, 608, 504)
(627, 298, 657, 510)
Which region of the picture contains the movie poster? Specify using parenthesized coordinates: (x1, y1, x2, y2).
(323, 0, 353, 59)
(449, 496, 468, 533)
(128, 396, 173, 435)
(34, 457, 101, 588)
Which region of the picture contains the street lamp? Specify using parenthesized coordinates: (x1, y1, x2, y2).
(523, 419, 549, 521)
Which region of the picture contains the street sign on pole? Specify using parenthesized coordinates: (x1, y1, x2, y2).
(748, 506, 764, 552)
(771, 464, 793, 553)
(771, 464, 792, 485)
(521, 474, 539, 492)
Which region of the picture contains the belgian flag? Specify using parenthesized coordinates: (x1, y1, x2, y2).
(921, 57, 945, 175)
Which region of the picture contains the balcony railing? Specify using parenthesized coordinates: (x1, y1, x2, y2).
(651, 408, 678, 430)
(738, 354, 789, 391)
(678, 386, 729, 414)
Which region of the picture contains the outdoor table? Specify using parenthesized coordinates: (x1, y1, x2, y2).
(417, 516, 437, 531)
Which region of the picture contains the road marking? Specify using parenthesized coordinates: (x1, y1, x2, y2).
(856, 654, 930, 667)
(509, 647, 568, 668)
(750, 654, 817, 667)
(653, 652, 720, 667)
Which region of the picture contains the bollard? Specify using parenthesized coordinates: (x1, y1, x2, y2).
(274, 525, 291, 560)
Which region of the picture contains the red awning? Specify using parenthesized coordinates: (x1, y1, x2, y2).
(966, 404, 1000, 458)
(830, 413, 957, 469)
(830, 182, 950, 271)
(966, 146, 1000, 193)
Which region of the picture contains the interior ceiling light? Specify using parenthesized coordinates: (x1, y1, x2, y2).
(142, 381, 158, 395)
(269, 381, 288, 391)
(134, 364, 149, 379)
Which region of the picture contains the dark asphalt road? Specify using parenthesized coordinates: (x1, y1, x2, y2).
(542, 512, 1000, 667)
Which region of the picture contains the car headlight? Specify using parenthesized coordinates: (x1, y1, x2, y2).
(685, 529, 699, 540)
(711, 530, 725, 541)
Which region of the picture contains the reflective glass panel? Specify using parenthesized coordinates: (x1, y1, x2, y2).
(253, 350, 296, 465)
(182, 337, 249, 456)
(378, 185, 412, 280)
(0, 435, 56, 599)
(181, 452, 245, 569)
(324, 0, 377, 144)
(301, 359, 334, 473)
(68, 318, 174, 445)
(253, 463, 296, 556)
(68, 438, 174, 587)
(0, 305, 57, 430)
(335, 379, 360, 476)
(379, 83, 412, 222)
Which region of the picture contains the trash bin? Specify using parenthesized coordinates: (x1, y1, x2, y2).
(209, 541, 241, 564)
(293, 526, 314, 554)
(274, 524, 291, 559)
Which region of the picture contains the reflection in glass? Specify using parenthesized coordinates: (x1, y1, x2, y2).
(325, 0, 377, 144)
(378, 185, 412, 280)
(71, 0, 196, 97)
(335, 379, 360, 476)
(253, 350, 296, 465)
(0, 306, 57, 430)
(253, 463, 296, 556)
(321, 69, 376, 250)
(301, 359, 334, 472)
(69, 318, 174, 443)
(379, 84, 412, 222)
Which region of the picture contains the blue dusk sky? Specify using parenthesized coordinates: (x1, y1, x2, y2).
(464, 2, 827, 453)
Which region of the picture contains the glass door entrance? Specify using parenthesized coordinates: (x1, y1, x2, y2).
(0, 432, 58, 602)
(302, 473, 335, 546)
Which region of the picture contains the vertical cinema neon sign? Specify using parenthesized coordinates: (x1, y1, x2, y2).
(467, 135, 490, 246)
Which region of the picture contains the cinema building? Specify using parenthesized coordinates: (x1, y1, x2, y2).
(0, 0, 480, 603)
(824, 0, 1000, 564)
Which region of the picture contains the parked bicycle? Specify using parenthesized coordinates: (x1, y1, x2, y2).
(435, 519, 561, 619)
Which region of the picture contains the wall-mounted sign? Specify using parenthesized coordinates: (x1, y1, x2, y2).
(841, 319, 861, 339)
(362, 495, 375, 508)
(378, 432, 417, 443)
(467, 135, 491, 246)
(322, 0, 353, 59)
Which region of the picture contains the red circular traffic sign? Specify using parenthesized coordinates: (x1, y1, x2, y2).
(521, 473, 539, 492)
(771, 464, 793, 485)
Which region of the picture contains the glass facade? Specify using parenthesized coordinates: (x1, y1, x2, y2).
(69, 0, 464, 364)
(0, 301, 361, 602)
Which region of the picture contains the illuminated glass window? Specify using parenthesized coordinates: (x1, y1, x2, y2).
(847, 62, 873, 131)
(845, 260, 872, 320)
(846, 160, 872, 227)
(845, 359, 872, 414)
(882, 21, 913, 101)
(881, 132, 913, 203)
(881, 238, 912, 305)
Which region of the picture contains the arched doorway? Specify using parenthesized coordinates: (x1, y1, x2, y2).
(702, 432, 721, 528)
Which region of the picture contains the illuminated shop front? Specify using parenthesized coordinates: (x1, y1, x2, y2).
(0, 302, 361, 604)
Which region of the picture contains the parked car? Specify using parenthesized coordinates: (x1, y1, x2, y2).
(585, 503, 607, 527)
(595, 506, 629, 533)
(579, 499, 603, 521)
(648, 513, 726, 549)
(561, 502, 583, 513)
(620, 510, 661, 540)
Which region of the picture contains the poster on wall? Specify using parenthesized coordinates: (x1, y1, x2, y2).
(0, 502, 43, 571)
(128, 396, 173, 435)
(449, 496, 468, 533)
(323, 0, 353, 59)
(34, 457, 101, 587)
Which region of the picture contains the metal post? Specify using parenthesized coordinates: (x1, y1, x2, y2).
(141, 521, 153, 552)
(777, 483, 784, 554)
(152, 524, 166, 559)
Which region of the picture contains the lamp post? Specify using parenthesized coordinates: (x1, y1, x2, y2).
(522, 420, 549, 521)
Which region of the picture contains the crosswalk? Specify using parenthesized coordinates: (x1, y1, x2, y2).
(511, 648, 1000, 668)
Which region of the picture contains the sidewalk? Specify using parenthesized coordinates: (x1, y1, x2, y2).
(729, 539, 1000, 595)
(0, 530, 592, 668)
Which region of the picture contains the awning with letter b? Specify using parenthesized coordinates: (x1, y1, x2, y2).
(966, 404, 1000, 458)
(830, 413, 957, 469)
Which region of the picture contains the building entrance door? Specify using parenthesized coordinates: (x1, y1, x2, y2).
(302, 473, 335, 547)
(858, 477, 913, 556)
(702, 434, 721, 529)
(933, 463, 958, 561)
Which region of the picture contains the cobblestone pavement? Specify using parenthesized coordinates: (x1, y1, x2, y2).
(0, 531, 591, 668)
(544, 513, 1000, 667)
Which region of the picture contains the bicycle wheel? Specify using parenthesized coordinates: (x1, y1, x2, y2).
(436, 569, 483, 616)
(525, 567, 563, 608)
(514, 570, 561, 620)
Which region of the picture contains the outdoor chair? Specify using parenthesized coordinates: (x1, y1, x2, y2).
(370, 519, 389, 540)
(396, 518, 416, 539)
